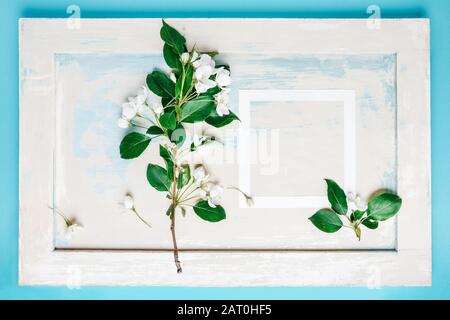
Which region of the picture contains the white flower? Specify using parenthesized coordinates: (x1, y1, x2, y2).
(120, 85, 163, 125)
(214, 67, 231, 88)
(209, 184, 223, 199)
(117, 117, 130, 128)
(176, 161, 189, 175)
(192, 54, 217, 93)
(214, 91, 230, 116)
(121, 86, 148, 121)
(123, 195, 134, 210)
(180, 51, 199, 64)
(208, 184, 223, 208)
(121, 101, 138, 120)
(180, 52, 190, 63)
(120, 195, 152, 228)
(194, 65, 216, 93)
(165, 142, 177, 154)
(193, 134, 206, 147)
(195, 80, 216, 94)
(152, 104, 164, 115)
(193, 166, 208, 183)
(145, 90, 164, 115)
(191, 51, 199, 62)
(198, 183, 222, 208)
(169, 71, 177, 83)
(193, 53, 215, 69)
(64, 222, 83, 241)
(135, 86, 148, 109)
(190, 53, 219, 93)
(199, 186, 209, 200)
(347, 192, 368, 212)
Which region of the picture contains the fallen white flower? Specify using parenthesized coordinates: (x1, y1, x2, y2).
(64, 222, 83, 241)
(120, 194, 152, 228)
(123, 195, 134, 210)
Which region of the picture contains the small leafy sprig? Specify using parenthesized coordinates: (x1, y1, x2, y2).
(309, 179, 402, 240)
(117, 20, 249, 273)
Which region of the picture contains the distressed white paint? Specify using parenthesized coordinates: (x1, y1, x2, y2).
(19, 18, 430, 286)
(51, 52, 396, 250)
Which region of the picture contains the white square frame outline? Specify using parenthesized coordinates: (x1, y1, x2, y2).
(238, 89, 356, 208)
(19, 18, 430, 286)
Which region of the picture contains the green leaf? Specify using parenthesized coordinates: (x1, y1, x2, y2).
(350, 210, 364, 222)
(146, 164, 172, 192)
(175, 65, 193, 98)
(206, 110, 240, 128)
(308, 209, 343, 233)
(216, 64, 230, 71)
(355, 226, 362, 241)
(166, 204, 174, 217)
(367, 193, 402, 221)
(185, 66, 194, 87)
(163, 44, 179, 68)
(177, 171, 184, 190)
(324, 179, 348, 215)
(177, 166, 190, 189)
(361, 218, 379, 229)
(159, 111, 177, 130)
(182, 165, 191, 183)
(203, 86, 221, 95)
(193, 200, 226, 222)
(180, 95, 216, 123)
(168, 123, 186, 147)
(147, 126, 164, 135)
(190, 136, 216, 152)
(159, 145, 174, 180)
(159, 144, 172, 160)
(160, 20, 186, 55)
(162, 97, 172, 107)
(180, 206, 187, 217)
(202, 51, 219, 58)
(119, 132, 151, 159)
(146, 70, 175, 98)
(164, 106, 176, 114)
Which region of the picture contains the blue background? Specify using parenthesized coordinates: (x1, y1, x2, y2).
(1, 0, 449, 299)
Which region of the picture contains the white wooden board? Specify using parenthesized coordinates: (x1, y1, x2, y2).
(19, 18, 431, 286)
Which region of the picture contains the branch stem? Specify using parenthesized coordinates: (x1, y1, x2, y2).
(170, 161, 182, 273)
(132, 208, 152, 228)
